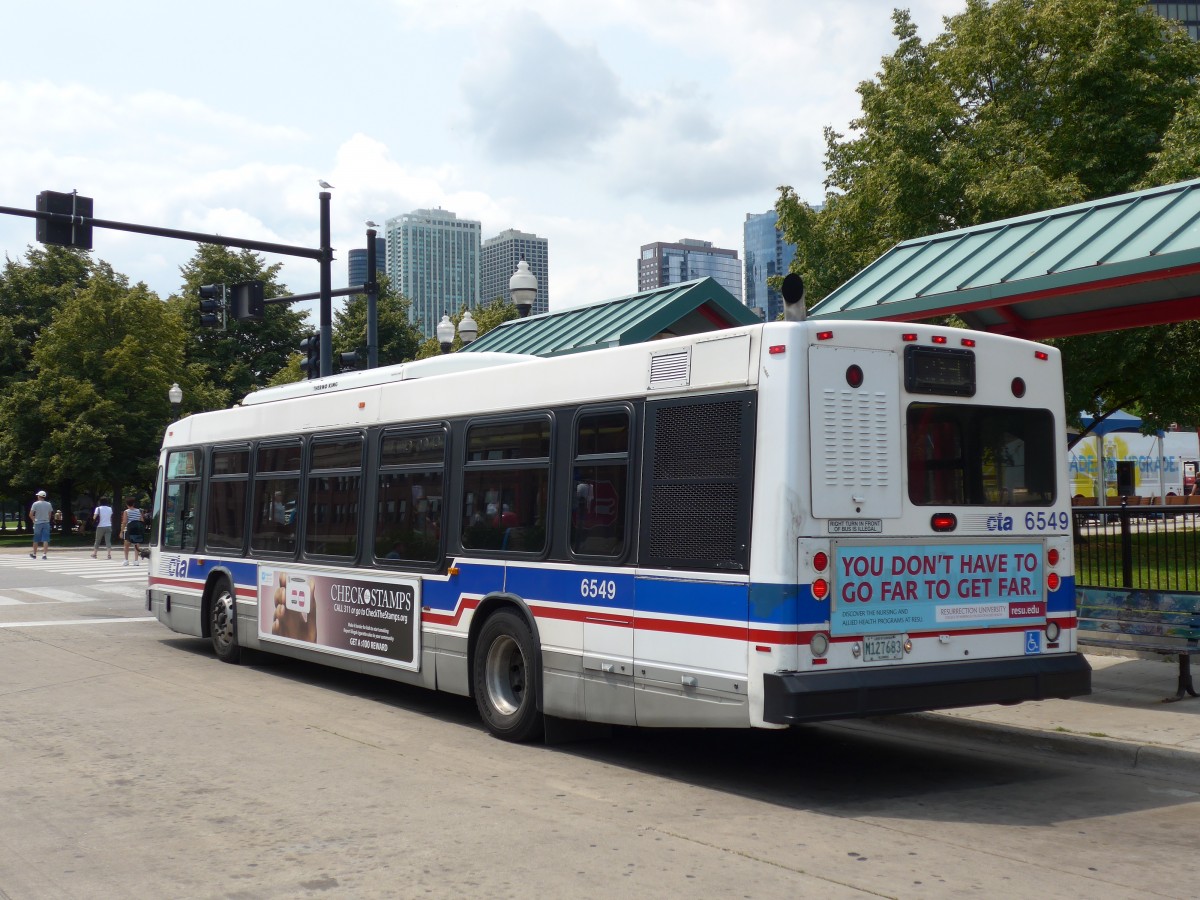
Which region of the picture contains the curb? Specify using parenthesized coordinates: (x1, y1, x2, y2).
(833, 711, 1200, 777)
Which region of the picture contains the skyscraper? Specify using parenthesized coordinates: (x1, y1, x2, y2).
(1148, 2, 1200, 39)
(385, 208, 481, 337)
(637, 238, 742, 301)
(347, 237, 386, 289)
(743, 211, 797, 322)
(481, 229, 549, 315)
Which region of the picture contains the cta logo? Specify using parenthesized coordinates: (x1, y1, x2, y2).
(164, 556, 188, 578)
(986, 513, 1014, 532)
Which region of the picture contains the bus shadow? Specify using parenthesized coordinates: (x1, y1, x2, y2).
(161, 637, 1195, 828)
(560, 719, 1195, 828)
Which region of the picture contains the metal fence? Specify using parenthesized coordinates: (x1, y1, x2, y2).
(1074, 501, 1200, 592)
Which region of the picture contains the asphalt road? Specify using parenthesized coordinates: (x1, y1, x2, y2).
(1, 551, 1197, 899)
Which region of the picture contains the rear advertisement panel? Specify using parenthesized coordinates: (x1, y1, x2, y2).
(258, 566, 421, 670)
(831, 542, 1044, 635)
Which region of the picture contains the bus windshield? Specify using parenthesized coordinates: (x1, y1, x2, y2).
(907, 402, 1056, 506)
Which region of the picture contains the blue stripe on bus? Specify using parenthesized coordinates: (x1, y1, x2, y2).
(165, 554, 1076, 626)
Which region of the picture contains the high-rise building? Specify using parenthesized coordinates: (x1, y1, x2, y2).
(385, 208, 481, 337)
(1148, 3, 1200, 39)
(743, 211, 797, 322)
(481, 229, 549, 315)
(347, 237, 386, 289)
(637, 238, 742, 301)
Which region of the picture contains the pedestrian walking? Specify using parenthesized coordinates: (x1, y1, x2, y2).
(92, 497, 114, 559)
(28, 490, 52, 559)
(121, 497, 145, 567)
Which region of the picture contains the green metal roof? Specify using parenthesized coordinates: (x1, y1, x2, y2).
(807, 178, 1200, 339)
(464, 277, 761, 357)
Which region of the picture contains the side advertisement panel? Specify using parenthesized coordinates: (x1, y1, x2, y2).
(831, 542, 1044, 636)
(258, 567, 421, 670)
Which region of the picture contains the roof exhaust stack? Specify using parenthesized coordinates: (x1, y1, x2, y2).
(782, 273, 806, 322)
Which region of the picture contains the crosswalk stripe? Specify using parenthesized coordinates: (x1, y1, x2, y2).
(0, 617, 157, 628)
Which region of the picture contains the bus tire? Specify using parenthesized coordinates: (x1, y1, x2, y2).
(209, 577, 241, 664)
(473, 609, 543, 742)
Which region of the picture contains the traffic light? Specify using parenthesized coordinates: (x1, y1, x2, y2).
(231, 280, 265, 322)
(198, 284, 226, 330)
(300, 333, 320, 380)
(36, 190, 93, 250)
(339, 350, 360, 371)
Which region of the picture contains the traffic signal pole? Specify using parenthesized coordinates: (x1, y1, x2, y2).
(319, 191, 333, 378)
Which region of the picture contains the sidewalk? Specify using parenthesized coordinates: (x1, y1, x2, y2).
(860, 651, 1200, 775)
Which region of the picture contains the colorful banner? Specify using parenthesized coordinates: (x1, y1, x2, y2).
(258, 566, 421, 670)
(831, 542, 1044, 636)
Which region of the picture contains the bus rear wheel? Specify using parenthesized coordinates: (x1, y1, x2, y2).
(473, 609, 543, 742)
(209, 577, 241, 664)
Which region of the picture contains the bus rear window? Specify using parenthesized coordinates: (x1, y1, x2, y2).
(907, 403, 1056, 506)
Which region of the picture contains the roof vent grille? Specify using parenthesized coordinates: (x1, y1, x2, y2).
(649, 348, 690, 390)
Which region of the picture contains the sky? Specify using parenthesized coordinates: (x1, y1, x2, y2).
(0, 0, 964, 324)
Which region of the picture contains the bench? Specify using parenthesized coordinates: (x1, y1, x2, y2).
(1078, 587, 1200, 701)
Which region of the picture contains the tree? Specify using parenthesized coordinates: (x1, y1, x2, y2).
(414, 298, 520, 359)
(333, 273, 424, 368)
(0, 245, 92, 388)
(167, 244, 308, 407)
(0, 263, 198, 515)
(776, 0, 1200, 430)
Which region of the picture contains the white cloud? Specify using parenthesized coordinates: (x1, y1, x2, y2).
(459, 10, 633, 162)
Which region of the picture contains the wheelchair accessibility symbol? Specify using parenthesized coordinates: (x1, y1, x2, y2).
(1024, 630, 1042, 655)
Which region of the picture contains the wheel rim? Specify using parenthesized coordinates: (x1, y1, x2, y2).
(212, 588, 235, 653)
(484, 633, 526, 717)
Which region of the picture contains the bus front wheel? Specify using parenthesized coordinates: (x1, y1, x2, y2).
(473, 609, 543, 742)
(209, 577, 241, 664)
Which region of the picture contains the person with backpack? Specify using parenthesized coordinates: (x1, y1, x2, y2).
(121, 497, 145, 567)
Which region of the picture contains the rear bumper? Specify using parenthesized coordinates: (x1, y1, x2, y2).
(762, 653, 1092, 725)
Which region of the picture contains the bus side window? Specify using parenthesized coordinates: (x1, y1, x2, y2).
(251, 441, 302, 556)
(570, 408, 630, 558)
(461, 417, 551, 555)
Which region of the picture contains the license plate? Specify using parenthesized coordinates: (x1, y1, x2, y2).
(863, 634, 904, 661)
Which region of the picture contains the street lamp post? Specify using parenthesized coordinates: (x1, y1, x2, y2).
(509, 258, 537, 318)
(168, 382, 182, 418)
(458, 309, 478, 346)
(437, 314, 455, 354)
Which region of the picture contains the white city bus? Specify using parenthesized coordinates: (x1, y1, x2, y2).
(147, 319, 1090, 741)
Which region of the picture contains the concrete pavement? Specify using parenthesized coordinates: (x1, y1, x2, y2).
(877, 650, 1200, 776)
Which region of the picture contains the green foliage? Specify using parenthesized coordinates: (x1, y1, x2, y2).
(0, 263, 197, 497)
(0, 245, 92, 386)
(414, 298, 520, 359)
(167, 244, 308, 405)
(333, 273, 424, 368)
(777, 0, 1200, 430)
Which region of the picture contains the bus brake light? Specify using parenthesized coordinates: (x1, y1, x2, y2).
(932, 335, 947, 344)
(812, 551, 829, 572)
(812, 578, 829, 600)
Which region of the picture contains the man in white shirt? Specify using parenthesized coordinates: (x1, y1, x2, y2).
(29, 490, 52, 560)
(92, 497, 114, 559)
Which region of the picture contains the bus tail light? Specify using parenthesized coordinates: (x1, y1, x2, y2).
(812, 550, 829, 572)
(812, 578, 829, 600)
(816, 330, 834, 341)
(1047, 548, 1060, 566)
(931, 513, 957, 532)
(1047, 572, 1060, 592)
